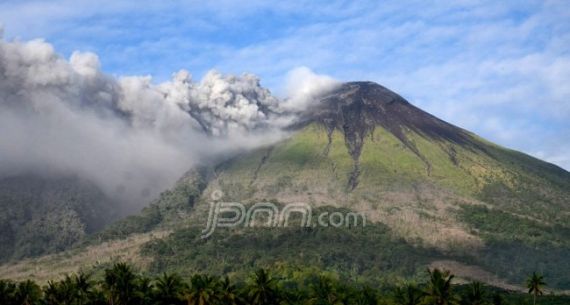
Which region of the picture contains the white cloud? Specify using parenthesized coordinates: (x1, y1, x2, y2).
(281, 66, 340, 112)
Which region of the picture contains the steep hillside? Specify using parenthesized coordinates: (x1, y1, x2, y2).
(0, 175, 120, 262)
(2, 81, 569, 290)
(167, 82, 569, 287)
(207, 82, 569, 244)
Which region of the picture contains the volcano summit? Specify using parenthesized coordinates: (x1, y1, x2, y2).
(2, 81, 570, 290)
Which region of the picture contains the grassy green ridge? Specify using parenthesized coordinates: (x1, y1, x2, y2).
(136, 205, 570, 290)
(181, 122, 570, 289)
(77, 120, 569, 289)
(4, 118, 569, 291)
(457, 205, 570, 288)
(213, 122, 566, 200)
(140, 209, 439, 283)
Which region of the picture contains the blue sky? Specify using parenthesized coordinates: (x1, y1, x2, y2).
(1, 0, 569, 169)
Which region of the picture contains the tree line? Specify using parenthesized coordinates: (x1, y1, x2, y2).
(0, 262, 553, 305)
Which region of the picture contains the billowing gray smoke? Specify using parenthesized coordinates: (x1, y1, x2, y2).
(120, 69, 282, 136)
(0, 35, 338, 211)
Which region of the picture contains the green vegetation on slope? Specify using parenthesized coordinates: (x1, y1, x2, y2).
(91, 168, 208, 242)
(141, 215, 438, 282)
(193, 121, 570, 289)
(458, 205, 570, 289)
(2, 262, 569, 305)
(3, 113, 570, 292)
(0, 175, 119, 262)
(212, 122, 570, 208)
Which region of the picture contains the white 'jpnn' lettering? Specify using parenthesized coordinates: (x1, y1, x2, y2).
(201, 192, 365, 238)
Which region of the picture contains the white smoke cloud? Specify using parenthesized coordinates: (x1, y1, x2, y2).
(281, 66, 340, 112)
(0, 37, 311, 212)
(182, 70, 281, 136)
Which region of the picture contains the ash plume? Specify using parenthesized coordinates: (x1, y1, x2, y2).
(0, 36, 337, 211)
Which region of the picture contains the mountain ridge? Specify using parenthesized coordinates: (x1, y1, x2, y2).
(296, 81, 492, 189)
(1, 80, 569, 290)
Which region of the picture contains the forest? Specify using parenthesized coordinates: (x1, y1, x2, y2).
(1, 262, 567, 305)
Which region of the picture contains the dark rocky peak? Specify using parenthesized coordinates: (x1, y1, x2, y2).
(297, 81, 482, 190)
(308, 81, 474, 146)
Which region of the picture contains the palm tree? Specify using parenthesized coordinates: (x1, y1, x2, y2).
(73, 272, 93, 305)
(15, 280, 42, 305)
(280, 281, 306, 305)
(136, 276, 154, 305)
(491, 292, 504, 305)
(185, 274, 218, 305)
(308, 275, 342, 305)
(103, 262, 139, 305)
(0, 279, 17, 305)
(247, 268, 280, 305)
(423, 268, 458, 305)
(527, 272, 546, 305)
(154, 272, 186, 305)
(42, 281, 61, 305)
(394, 283, 423, 305)
(464, 281, 485, 305)
(354, 285, 378, 305)
(218, 276, 242, 305)
(43, 276, 76, 305)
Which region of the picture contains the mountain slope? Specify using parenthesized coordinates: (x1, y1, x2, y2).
(185, 82, 570, 287)
(0, 174, 120, 262)
(210, 82, 569, 230)
(2, 81, 569, 289)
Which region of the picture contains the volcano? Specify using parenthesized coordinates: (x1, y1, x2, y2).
(173, 81, 570, 288)
(2, 81, 569, 290)
(296, 81, 486, 189)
